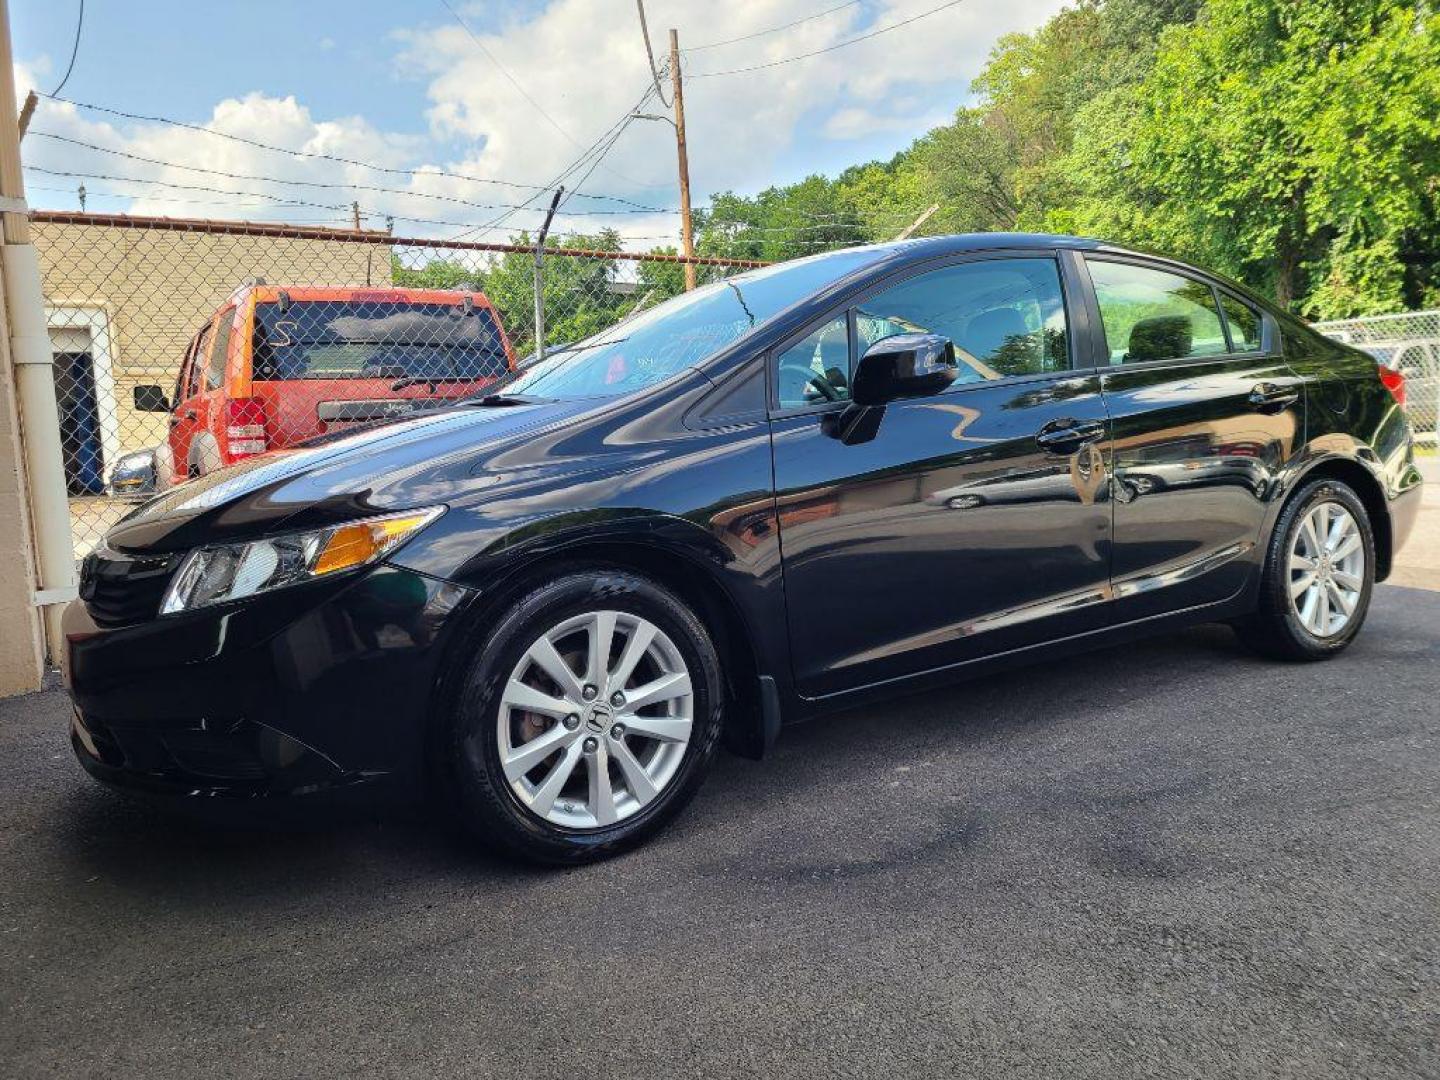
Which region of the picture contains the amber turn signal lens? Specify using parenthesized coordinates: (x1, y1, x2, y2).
(312, 512, 440, 576)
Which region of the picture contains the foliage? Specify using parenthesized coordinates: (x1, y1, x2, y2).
(688, 0, 1438, 318)
(393, 230, 688, 357)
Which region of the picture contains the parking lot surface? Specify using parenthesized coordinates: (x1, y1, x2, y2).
(2, 584, 1438, 1079)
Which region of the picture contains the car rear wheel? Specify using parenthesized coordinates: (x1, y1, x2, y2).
(1234, 478, 1376, 661)
(440, 570, 723, 864)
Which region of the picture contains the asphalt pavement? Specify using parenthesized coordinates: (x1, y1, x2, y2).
(2, 579, 1438, 1079)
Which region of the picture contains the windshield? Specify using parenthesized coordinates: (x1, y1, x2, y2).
(254, 300, 509, 381)
(496, 248, 880, 400)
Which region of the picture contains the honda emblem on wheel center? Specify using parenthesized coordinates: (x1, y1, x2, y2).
(585, 705, 610, 733)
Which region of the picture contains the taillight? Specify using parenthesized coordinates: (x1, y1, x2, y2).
(1378, 364, 1407, 409)
(226, 398, 268, 458)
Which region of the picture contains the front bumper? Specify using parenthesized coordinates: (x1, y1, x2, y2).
(63, 564, 475, 801)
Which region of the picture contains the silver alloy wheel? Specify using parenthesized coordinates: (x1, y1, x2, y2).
(1288, 500, 1366, 638)
(498, 610, 694, 829)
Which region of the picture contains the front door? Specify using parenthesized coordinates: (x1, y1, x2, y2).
(771, 254, 1113, 699)
(1082, 256, 1303, 620)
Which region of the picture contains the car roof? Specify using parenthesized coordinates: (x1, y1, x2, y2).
(851, 232, 1107, 259)
(801, 233, 1277, 317)
(222, 283, 492, 308)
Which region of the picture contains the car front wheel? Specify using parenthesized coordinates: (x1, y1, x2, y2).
(440, 569, 724, 864)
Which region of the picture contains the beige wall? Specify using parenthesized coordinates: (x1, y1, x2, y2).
(32, 220, 393, 464)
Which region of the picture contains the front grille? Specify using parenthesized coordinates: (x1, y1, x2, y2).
(160, 728, 268, 781)
(79, 546, 181, 627)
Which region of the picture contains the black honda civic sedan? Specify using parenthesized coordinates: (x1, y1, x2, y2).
(64, 234, 1423, 863)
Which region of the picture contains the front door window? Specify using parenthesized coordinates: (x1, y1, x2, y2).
(855, 259, 1069, 382)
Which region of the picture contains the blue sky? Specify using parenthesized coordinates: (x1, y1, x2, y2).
(15, 3, 441, 145)
(12, 1, 1066, 243)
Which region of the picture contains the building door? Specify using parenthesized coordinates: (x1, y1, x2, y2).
(49, 327, 104, 495)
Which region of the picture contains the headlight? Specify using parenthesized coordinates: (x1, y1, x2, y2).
(159, 506, 443, 615)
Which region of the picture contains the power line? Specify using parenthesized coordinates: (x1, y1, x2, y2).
(690, 0, 970, 78)
(37, 92, 657, 209)
(685, 0, 862, 51)
(452, 83, 660, 243)
(25, 130, 678, 216)
(436, 0, 664, 191)
(25, 165, 701, 242)
(49, 0, 85, 96)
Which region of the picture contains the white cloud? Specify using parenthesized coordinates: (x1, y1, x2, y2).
(19, 0, 1068, 246)
(822, 105, 952, 141)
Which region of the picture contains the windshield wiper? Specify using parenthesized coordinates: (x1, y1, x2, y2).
(542, 336, 629, 356)
(466, 392, 548, 407)
(390, 375, 480, 392)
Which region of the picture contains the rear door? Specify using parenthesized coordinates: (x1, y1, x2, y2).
(166, 325, 211, 478)
(1080, 255, 1301, 620)
(771, 251, 1114, 699)
(194, 306, 236, 467)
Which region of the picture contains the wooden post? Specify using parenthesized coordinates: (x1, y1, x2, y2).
(0, 0, 76, 671)
(15, 88, 34, 141)
(668, 29, 696, 292)
(894, 203, 940, 241)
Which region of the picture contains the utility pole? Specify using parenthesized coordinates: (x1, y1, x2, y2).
(0, 0, 75, 682)
(532, 187, 564, 362)
(351, 201, 361, 231)
(668, 29, 696, 291)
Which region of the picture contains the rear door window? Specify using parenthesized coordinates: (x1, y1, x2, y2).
(206, 308, 234, 391)
(173, 332, 199, 405)
(253, 299, 508, 382)
(1087, 259, 1228, 364)
(1218, 293, 1261, 352)
(186, 324, 213, 398)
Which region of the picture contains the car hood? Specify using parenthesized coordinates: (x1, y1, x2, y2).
(106, 398, 594, 553)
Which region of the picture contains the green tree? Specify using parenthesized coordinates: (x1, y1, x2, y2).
(1095, 0, 1440, 314)
(696, 175, 867, 260)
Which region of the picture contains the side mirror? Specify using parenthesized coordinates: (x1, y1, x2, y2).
(851, 333, 957, 407)
(132, 385, 170, 413)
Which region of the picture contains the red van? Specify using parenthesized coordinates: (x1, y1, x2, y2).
(134, 283, 515, 485)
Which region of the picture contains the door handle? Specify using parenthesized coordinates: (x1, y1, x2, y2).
(1035, 418, 1105, 454)
(1248, 382, 1298, 412)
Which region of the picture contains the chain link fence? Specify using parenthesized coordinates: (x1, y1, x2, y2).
(29, 211, 764, 561)
(28, 209, 1438, 565)
(1314, 309, 1440, 441)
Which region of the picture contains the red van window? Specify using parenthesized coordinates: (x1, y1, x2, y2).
(252, 300, 508, 382)
(206, 308, 234, 390)
(186, 324, 213, 399)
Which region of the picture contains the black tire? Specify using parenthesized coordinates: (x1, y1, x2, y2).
(1233, 477, 1376, 661)
(438, 569, 724, 865)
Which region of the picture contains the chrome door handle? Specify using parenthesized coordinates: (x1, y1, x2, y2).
(1035, 418, 1105, 454)
(1248, 382, 1298, 412)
